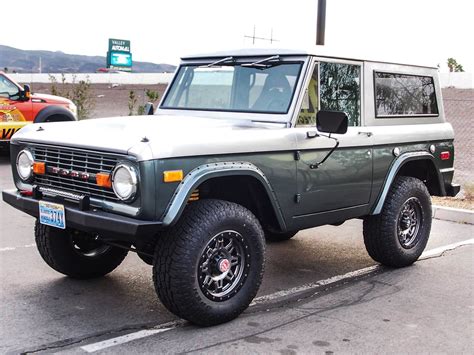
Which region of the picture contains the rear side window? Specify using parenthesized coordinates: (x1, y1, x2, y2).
(374, 72, 438, 117)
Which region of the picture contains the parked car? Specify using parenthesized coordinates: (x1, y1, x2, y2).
(2, 49, 459, 326)
(0, 71, 76, 148)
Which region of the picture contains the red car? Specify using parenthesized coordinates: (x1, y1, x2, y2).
(0, 71, 77, 148)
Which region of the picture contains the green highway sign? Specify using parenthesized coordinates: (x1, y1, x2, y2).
(108, 39, 131, 53)
(107, 38, 132, 71)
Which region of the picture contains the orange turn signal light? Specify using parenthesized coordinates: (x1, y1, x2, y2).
(33, 162, 45, 175)
(163, 170, 183, 183)
(96, 173, 112, 188)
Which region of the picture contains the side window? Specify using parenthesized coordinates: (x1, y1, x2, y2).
(296, 65, 318, 126)
(320, 62, 361, 126)
(374, 72, 438, 117)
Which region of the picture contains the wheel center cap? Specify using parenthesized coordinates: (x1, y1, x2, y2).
(218, 258, 230, 273)
(401, 216, 411, 229)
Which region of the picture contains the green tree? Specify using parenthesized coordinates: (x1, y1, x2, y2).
(48, 74, 95, 119)
(447, 58, 464, 72)
(128, 90, 137, 116)
(137, 89, 160, 115)
(70, 75, 95, 119)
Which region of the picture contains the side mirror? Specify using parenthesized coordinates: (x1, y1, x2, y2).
(144, 102, 154, 115)
(21, 84, 31, 100)
(316, 110, 348, 134)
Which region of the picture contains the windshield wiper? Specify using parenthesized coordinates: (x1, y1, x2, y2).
(201, 56, 235, 68)
(241, 55, 281, 68)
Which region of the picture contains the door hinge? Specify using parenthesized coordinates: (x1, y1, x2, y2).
(294, 193, 301, 203)
(294, 151, 300, 161)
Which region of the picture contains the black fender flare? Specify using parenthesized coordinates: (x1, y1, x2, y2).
(161, 161, 287, 230)
(34, 106, 76, 123)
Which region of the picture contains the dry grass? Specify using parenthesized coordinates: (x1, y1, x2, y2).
(432, 183, 474, 210)
(463, 183, 474, 200)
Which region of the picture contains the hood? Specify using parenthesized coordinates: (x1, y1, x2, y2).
(31, 93, 73, 105)
(11, 114, 294, 161)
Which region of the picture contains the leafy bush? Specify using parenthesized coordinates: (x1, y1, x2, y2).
(49, 74, 95, 119)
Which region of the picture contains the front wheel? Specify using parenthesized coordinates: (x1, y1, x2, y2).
(153, 199, 265, 326)
(363, 176, 432, 268)
(35, 221, 129, 278)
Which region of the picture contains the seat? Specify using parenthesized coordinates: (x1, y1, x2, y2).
(252, 72, 292, 112)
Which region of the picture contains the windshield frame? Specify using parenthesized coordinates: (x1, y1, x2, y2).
(157, 55, 310, 123)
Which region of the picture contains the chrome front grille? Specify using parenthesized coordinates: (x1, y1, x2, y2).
(31, 144, 122, 201)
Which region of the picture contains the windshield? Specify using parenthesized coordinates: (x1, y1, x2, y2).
(161, 61, 303, 114)
(0, 75, 20, 99)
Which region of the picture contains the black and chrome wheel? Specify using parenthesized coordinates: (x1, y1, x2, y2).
(397, 197, 423, 249)
(153, 199, 265, 326)
(35, 221, 129, 279)
(198, 230, 250, 301)
(363, 176, 432, 268)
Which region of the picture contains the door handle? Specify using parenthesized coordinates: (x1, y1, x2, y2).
(358, 131, 373, 137)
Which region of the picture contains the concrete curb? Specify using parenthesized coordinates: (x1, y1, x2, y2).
(432, 205, 474, 225)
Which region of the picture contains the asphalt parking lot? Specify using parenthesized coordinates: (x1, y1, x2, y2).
(0, 153, 473, 354)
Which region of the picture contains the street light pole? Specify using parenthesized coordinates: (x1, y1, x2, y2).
(316, 0, 327, 45)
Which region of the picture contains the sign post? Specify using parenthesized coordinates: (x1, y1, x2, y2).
(107, 39, 132, 72)
(316, 0, 326, 45)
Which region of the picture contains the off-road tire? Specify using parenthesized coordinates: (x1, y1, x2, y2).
(363, 176, 432, 268)
(35, 221, 129, 279)
(265, 231, 298, 242)
(137, 252, 154, 265)
(153, 199, 265, 326)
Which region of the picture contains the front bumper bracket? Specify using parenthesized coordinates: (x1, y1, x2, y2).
(2, 189, 162, 241)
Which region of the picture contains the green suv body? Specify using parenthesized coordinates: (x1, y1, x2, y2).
(3, 49, 459, 325)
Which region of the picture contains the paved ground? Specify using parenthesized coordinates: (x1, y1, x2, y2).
(0, 154, 473, 354)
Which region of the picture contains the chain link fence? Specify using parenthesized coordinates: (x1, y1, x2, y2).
(442, 88, 473, 195)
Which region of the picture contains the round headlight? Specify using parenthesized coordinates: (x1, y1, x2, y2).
(112, 164, 138, 201)
(16, 150, 34, 181)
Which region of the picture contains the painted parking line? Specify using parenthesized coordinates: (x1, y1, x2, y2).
(0, 243, 35, 252)
(81, 324, 178, 353)
(251, 265, 379, 306)
(420, 238, 474, 259)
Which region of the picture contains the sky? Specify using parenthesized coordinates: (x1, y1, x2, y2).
(2, 0, 473, 72)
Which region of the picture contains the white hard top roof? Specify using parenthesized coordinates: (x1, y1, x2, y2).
(181, 47, 437, 69)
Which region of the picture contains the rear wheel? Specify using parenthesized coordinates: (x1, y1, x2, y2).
(35, 221, 129, 278)
(153, 199, 265, 326)
(43, 114, 72, 123)
(363, 176, 432, 267)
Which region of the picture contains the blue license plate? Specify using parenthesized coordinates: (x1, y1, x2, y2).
(39, 201, 66, 229)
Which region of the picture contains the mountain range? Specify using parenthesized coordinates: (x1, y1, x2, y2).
(0, 45, 176, 73)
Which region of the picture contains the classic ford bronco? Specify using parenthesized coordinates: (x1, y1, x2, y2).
(3, 49, 459, 326)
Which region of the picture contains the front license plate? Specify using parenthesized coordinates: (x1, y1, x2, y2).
(39, 201, 66, 229)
